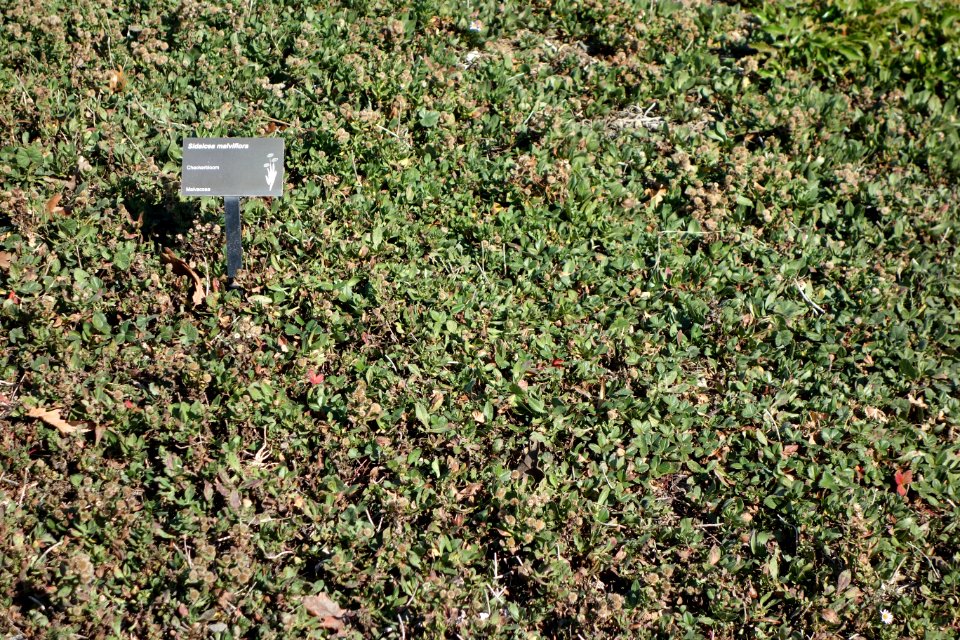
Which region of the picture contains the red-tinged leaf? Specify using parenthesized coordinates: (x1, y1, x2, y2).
(7, 291, 19, 304)
(552, 358, 564, 367)
(307, 370, 324, 385)
(894, 469, 913, 496)
(124, 400, 136, 409)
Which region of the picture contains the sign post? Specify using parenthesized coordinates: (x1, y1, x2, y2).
(180, 137, 285, 283)
(224, 196, 243, 279)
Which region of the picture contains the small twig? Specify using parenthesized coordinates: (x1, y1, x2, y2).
(1, 372, 27, 418)
(882, 557, 906, 594)
(133, 97, 192, 130)
(383, 353, 399, 373)
(607, 103, 664, 133)
(33, 538, 66, 567)
(14, 73, 34, 108)
(794, 282, 826, 315)
(522, 103, 541, 126)
(182, 540, 194, 569)
(600, 465, 615, 490)
(404, 584, 418, 607)
(263, 115, 293, 127)
(374, 124, 410, 147)
(350, 153, 361, 191)
(121, 128, 149, 165)
(763, 409, 783, 442)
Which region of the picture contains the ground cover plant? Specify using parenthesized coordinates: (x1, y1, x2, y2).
(2, 0, 959, 637)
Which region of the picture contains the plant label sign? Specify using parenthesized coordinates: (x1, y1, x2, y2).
(180, 137, 285, 282)
(180, 137, 284, 197)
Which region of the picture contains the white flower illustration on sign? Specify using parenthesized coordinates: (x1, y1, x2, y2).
(264, 153, 278, 190)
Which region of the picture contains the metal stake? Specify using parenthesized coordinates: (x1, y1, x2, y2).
(224, 196, 242, 282)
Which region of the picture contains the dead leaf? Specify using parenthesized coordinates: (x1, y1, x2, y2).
(106, 69, 127, 93)
(644, 186, 667, 208)
(457, 482, 482, 501)
(218, 590, 235, 608)
(120, 204, 143, 238)
(429, 390, 444, 412)
(707, 545, 721, 566)
(302, 593, 348, 630)
(160, 247, 205, 305)
(864, 406, 888, 423)
(837, 569, 852, 593)
(45, 194, 65, 216)
(0, 251, 12, 271)
(27, 406, 90, 435)
(820, 608, 840, 624)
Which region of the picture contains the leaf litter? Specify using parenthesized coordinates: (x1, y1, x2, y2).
(160, 247, 206, 305)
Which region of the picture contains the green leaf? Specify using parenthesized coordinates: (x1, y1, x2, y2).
(415, 402, 430, 427)
(419, 110, 440, 128)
